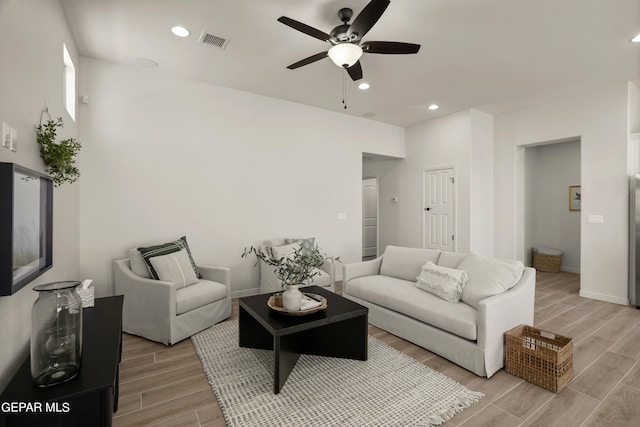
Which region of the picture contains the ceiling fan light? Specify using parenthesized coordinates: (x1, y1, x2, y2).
(328, 43, 363, 68)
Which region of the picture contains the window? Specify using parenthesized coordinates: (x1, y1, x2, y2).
(63, 43, 75, 121)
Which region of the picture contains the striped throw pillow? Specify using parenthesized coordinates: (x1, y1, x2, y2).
(137, 236, 201, 280)
(149, 249, 198, 288)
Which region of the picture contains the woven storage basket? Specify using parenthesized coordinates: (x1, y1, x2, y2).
(532, 249, 562, 272)
(505, 325, 573, 393)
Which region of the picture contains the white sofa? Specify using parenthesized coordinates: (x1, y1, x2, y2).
(258, 239, 336, 294)
(342, 246, 535, 377)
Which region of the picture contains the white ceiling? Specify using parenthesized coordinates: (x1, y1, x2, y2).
(60, 0, 640, 127)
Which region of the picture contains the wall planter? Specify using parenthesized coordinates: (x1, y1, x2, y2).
(36, 113, 81, 186)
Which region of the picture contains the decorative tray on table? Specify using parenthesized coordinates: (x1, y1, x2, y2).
(267, 293, 328, 316)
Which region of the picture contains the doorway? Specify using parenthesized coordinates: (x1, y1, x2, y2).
(362, 177, 378, 261)
(422, 167, 455, 251)
(523, 139, 581, 273)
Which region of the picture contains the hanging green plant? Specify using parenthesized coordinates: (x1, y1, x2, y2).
(36, 117, 81, 186)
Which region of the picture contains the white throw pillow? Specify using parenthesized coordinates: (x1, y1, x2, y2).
(416, 261, 468, 303)
(149, 249, 198, 289)
(458, 253, 524, 309)
(270, 242, 301, 259)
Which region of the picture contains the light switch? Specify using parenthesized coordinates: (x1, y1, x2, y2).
(9, 128, 16, 152)
(337, 212, 347, 220)
(587, 215, 604, 224)
(2, 122, 10, 149)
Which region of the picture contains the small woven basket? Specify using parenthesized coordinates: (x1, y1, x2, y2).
(532, 250, 562, 272)
(505, 325, 573, 393)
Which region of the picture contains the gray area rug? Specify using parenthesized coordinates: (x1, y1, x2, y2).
(192, 320, 483, 426)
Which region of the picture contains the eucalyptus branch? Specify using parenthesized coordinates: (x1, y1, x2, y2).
(242, 244, 338, 288)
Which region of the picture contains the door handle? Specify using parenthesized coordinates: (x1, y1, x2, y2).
(424, 207, 431, 211)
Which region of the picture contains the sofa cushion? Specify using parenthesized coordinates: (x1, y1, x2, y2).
(458, 253, 524, 310)
(437, 251, 468, 269)
(346, 275, 477, 340)
(380, 246, 441, 282)
(416, 261, 468, 303)
(176, 279, 227, 315)
(149, 249, 198, 289)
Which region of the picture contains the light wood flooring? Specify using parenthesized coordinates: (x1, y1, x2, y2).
(114, 272, 640, 426)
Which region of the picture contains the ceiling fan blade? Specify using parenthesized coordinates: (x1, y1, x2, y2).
(277, 16, 331, 42)
(347, 61, 363, 81)
(347, 0, 390, 39)
(361, 41, 421, 54)
(286, 51, 329, 69)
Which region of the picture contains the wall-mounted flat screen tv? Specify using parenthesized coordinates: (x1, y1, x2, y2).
(0, 162, 53, 296)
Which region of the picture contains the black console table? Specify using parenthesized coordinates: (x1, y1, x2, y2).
(0, 295, 124, 427)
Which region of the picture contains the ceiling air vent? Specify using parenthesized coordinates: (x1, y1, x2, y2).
(198, 31, 230, 50)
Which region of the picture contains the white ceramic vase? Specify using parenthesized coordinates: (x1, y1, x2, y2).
(282, 284, 302, 311)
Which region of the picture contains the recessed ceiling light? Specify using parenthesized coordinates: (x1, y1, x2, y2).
(171, 26, 191, 38)
(358, 82, 370, 90)
(134, 57, 158, 68)
(632, 34, 640, 43)
(428, 104, 439, 110)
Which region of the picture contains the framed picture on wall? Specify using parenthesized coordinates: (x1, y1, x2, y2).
(569, 185, 581, 211)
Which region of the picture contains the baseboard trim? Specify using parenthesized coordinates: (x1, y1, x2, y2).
(231, 288, 259, 299)
(560, 266, 580, 274)
(579, 290, 629, 306)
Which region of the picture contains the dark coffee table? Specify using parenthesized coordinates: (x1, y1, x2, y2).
(238, 286, 368, 394)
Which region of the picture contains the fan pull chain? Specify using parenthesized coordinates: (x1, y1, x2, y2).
(342, 68, 348, 110)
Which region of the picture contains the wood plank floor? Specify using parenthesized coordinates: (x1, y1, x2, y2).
(113, 272, 640, 426)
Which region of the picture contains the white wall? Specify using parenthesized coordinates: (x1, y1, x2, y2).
(372, 109, 494, 256)
(525, 140, 581, 272)
(470, 110, 494, 254)
(385, 110, 472, 251)
(77, 58, 405, 297)
(0, 0, 80, 390)
(495, 82, 629, 305)
(629, 81, 639, 135)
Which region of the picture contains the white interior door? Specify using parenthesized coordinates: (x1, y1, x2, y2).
(362, 178, 378, 258)
(423, 168, 455, 251)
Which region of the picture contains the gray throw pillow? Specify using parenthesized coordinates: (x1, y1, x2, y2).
(284, 237, 316, 254)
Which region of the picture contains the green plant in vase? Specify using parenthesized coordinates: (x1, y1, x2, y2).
(36, 117, 81, 186)
(242, 244, 335, 311)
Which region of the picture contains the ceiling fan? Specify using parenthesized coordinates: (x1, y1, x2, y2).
(278, 0, 421, 81)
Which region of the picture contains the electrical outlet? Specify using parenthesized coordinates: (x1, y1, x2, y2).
(9, 128, 17, 152)
(2, 122, 10, 149)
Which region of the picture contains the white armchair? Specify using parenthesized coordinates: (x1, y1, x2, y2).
(113, 249, 231, 345)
